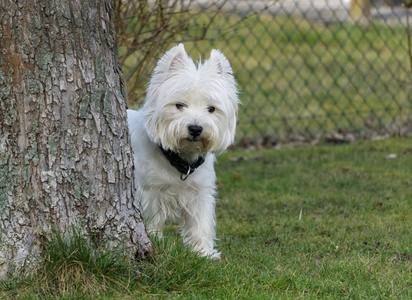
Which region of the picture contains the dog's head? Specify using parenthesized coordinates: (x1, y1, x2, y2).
(143, 44, 240, 160)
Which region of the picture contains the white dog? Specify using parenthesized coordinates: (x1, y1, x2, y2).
(127, 44, 239, 258)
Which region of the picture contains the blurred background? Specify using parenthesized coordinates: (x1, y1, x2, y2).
(115, 0, 412, 146)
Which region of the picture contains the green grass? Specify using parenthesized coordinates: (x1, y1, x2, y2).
(214, 137, 412, 299)
(2, 138, 412, 299)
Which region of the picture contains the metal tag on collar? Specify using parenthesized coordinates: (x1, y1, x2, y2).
(180, 168, 192, 181)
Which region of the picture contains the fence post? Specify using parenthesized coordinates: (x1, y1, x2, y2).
(350, 0, 371, 22)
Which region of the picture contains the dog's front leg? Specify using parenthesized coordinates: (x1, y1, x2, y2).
(140, 191, 166, 239)
(180, 195, 220, 259)
(146, 221, 165, 239)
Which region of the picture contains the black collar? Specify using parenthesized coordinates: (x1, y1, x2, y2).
(159, 146, 205, 181)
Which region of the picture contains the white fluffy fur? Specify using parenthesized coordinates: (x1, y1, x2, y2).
(127, 44, 239, 258)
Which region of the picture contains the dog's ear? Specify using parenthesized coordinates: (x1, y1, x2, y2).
(208, 49, 233, 75)
(155, 43, 192, 74)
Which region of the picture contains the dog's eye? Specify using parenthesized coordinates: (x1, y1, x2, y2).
(207, 106, 215, 113)
(176, 103, 185, 110)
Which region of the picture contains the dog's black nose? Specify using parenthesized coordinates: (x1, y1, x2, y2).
(188, 125, 203, 138)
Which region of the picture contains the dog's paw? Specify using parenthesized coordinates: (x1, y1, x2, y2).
(210, 252, 221, 260)
(147, 228, 163, 239)
(199, 249, 221, 260)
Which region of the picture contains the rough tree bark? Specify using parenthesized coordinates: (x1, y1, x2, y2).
(0, 0, 152, 278)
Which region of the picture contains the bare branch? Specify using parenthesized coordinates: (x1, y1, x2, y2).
(114, 0, 270, 104)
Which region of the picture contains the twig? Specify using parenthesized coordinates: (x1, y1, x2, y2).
(114, 0, 273, 103)
(406, 3, 412, 76)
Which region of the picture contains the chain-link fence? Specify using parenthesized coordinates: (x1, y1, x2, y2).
(120, 1, 412, 144)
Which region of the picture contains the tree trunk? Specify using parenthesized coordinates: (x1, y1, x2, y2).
(0, 0, 152, 278)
